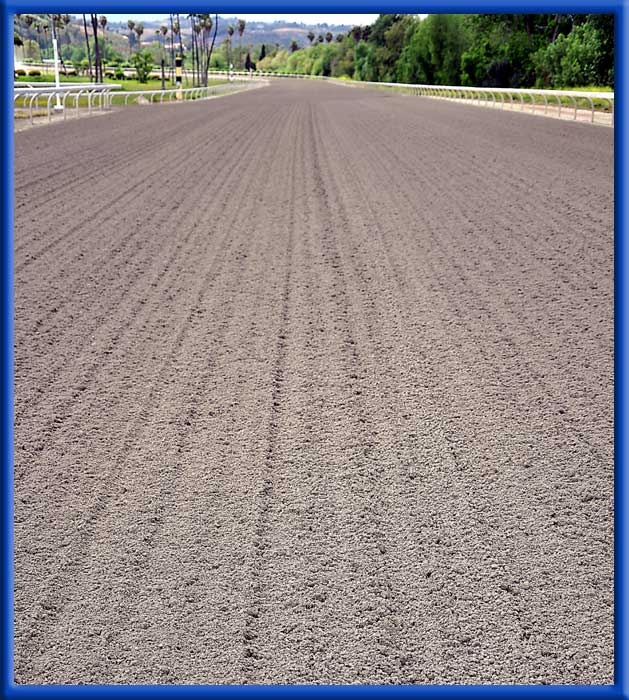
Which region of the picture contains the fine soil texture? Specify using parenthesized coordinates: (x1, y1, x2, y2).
(14, 80, 614, 685)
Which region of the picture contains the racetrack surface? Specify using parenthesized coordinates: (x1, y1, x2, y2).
(14, 80, 613, 685)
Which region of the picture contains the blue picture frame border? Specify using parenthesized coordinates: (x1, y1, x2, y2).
(1, 1, 625, 697)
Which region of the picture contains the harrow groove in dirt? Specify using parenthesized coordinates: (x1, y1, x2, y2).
(14, 105, 276, 428)
(14, 80, 613, 685)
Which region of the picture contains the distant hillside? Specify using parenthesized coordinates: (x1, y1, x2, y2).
(102, 16, 354, 50)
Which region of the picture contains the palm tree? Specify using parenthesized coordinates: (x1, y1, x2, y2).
(193, 20, 202, 86)
(127, 19, 135, 57)
(90, 14, 102, 82)
(336, 33, 344, 42)
(82, 14, 93, 79)
(159, 24, 168, 88)
(176, 13, 184, 59)
(307, 30, 315, 44)
(172, 19, 180, 54)
(99, 16, 107, 65)
(317, 34, 324, 43)
(236, 19, 246, 68)
(134, 22, 143, 51)
(194, 14, 213, 85)
(168, 14, 175, 82)
(325, 31, 333, 43)
(201, 13, 218, 86)
(289, 39, 298, 53)
(226, 24, 234, 69)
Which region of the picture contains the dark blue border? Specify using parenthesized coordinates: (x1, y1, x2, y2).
(1, 1, 625, 698)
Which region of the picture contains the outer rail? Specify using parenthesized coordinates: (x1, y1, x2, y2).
(368, 82, 615, 125)
(209, 70, 614, 125)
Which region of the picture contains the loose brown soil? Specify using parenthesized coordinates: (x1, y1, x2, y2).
(14, 80, 614, 685)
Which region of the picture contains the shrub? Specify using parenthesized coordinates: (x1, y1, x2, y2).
(131, 50, 154, 83)
(28, 70, 41, 76)
(114, 68, 125, 80)
(15, 68, 26, 76)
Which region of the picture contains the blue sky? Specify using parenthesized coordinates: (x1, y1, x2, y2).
(107, 13, 381, 24)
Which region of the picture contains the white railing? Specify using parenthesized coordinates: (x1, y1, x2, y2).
(14, 83, 121, 124)
(209, 70, 614, 125)
(110, 80, 264, 106)
(352, 81, 614, 125)
(14, 79, 267, 126)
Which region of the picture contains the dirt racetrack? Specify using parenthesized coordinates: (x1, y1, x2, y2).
(14, 80, 614, 685)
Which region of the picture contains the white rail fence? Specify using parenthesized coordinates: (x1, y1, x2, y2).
(211, 70, 614, 125)
(14, 73, 613, 127)
(111, 80, 264, 106)
(352, 81, 614, 125)
(13, 80, 265, 125)
(14, 83, 120, 124)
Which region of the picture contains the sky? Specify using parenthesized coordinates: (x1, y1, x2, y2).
(107, 13, 380, 25)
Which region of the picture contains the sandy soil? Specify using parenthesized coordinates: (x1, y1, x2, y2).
(13, 80, 614, 685)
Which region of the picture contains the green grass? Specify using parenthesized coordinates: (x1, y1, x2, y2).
(553, 85, 613, 92)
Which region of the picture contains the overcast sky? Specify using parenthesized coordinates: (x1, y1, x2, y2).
(107, 13, 380, 24)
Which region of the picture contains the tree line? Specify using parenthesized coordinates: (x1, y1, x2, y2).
(14, 13, 250, 86)
(14, 13, 614, 89)
(256, 14, 614, 88)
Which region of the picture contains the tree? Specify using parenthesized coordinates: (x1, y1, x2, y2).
(90, 14, 102, 82)
(168, 14, 175, 82)
(245, 51, 253, 71)
(82, 14, 93, 79)
(317, 34, 324, 43)
(227, 24, 234, 68)
(134, 22, 144, 52)
(202, 13, 219, 85)
(307, 30, 315, 44)
(237, 18, 246, 68)
(290, 39, 299, 53)
(336, 33, 344, 42)
(132, 49, 153, 82)
(259, 44, 266, 61)
(195, 14, 215, 85)
(127, 19, 135, 57)
(159, 25, 168, 88)
(99, 15, 107, 64)
(325, 31, 333, 43)
(176, 13, 184, 59)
